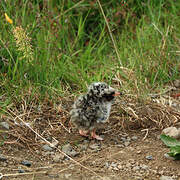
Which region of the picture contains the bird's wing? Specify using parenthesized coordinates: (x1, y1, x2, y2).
(96, 103, 111, 123)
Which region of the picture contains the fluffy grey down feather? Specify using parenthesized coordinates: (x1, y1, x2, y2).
(70, 82, 117, 131)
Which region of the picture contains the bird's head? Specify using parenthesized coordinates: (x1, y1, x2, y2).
(87, 82, 121, 101)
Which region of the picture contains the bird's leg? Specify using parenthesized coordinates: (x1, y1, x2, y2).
(91, 129, 103, 141)
(79, 129, 89, 137)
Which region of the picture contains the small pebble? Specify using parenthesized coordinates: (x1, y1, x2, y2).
(62, 143, 79, 157)
(113, 167, 119, 171)
(131, 136, 138, 141)
(117, 164, 123, 170)
(18, 169, 25, 173)
(116, 144, 124, 148)
(64, 173, 72, 179)
(0, 122, 9, 130)
(121, 137, 128, 142)
(105, 162, 109, 168)
(164, 153, 175, 160)
(89, 144, 101, 150)
(110, 162, 117, 168)
(146, 155, 153, 160)
(140, 164, 149, 170)
(43, 152, 55, 156)
(159, 170, 164, 175)
(48, 173, 59, 178)
(174, 79, 180, 88)
(124, 141, 130, 147)
(132, 166, 140, 171)
(0, 155, 7, 162)
(21, 160, 32, 167)
(53, 154, 64, 163)
(42, 144, 53, 151)
(2, 162, 7, 167)
(172, 103, 178, 108)
(83, 139, 90, 143)
(160, 175, 174, 180)
(78, 144, 88, 151)
(162, 127, 180, 139)
(125, 163, 132, 169)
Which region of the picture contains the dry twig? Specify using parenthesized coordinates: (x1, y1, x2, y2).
(7, 110, 104, 179)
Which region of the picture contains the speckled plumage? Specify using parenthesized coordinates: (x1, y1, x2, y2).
(70, 82, 118, 132)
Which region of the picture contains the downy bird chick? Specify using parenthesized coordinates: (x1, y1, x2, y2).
(70, 82, 121, 140)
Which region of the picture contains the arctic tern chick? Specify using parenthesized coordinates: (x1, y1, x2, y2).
(70, 82, 121, 140)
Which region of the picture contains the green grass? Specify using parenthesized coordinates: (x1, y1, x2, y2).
(0, 0, 179, 106)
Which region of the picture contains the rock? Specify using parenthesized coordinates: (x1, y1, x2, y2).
(117, 164, 123, 170)
(164, 153, 175, 160)
(131, 136, 138, 141)
(159, 170, 164, 175)
(116, 144, 124, 148)
(140, 164, 149, 170)
(89, 143, 101, 151)
(105, 162, 109, 168)
(174, 80, 180, 88)
(127, 137, 131, 141)
(48, 173, 59, 178)
(121, 137, 128, 142)
(0, 155, 7, 161)
(113, 167, 119, 171)
(35, 150, 40, 154)
(132, 166, 140, 171)
(42, 144, 53, 151)
(2, 162, 7, 167)
(124, 141, 130, 147)
(21, 160, 32, 167)
(18, 169, 25, 173)
(83, 139, 90, 143)
(62, 143, 79, 157)
(78, 144, 88, 151)
(146, 155, 153, 160)
(53, 154, 64, 163)
(64, 173, 72, 179)
(129, 159, 135, 164)
(43, 152, 54, 156)
(162, 127, 180, 139)
(172, 103, 178, 108)
(110, 162, 117, 168)
(160, 175, 174, 180)
(0, 121, 9, 130)
(125, 163, 132, 169)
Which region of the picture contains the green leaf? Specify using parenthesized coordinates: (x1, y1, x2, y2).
(160, 134, 180, 147)
(160, 135, 180, 160)
(168, 149, 180, 160)
(170, 146, 180, 156)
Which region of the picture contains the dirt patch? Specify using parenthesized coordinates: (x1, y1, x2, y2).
(0, 89, 180, 180)
(1, 130, 180, 180)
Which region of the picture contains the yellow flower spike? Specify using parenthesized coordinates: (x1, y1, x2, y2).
(5, 13, 13, 24)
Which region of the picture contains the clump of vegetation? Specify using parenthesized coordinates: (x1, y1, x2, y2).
(160, 134, 180, 160)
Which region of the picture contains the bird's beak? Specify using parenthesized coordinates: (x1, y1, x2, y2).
(113, 91, 122, 96)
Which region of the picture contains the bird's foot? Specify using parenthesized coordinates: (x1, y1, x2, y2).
(79, 129, 89, 137)
(91, 131, 104, 141)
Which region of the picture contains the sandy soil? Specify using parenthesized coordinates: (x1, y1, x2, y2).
(0, 87, 180, 180)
